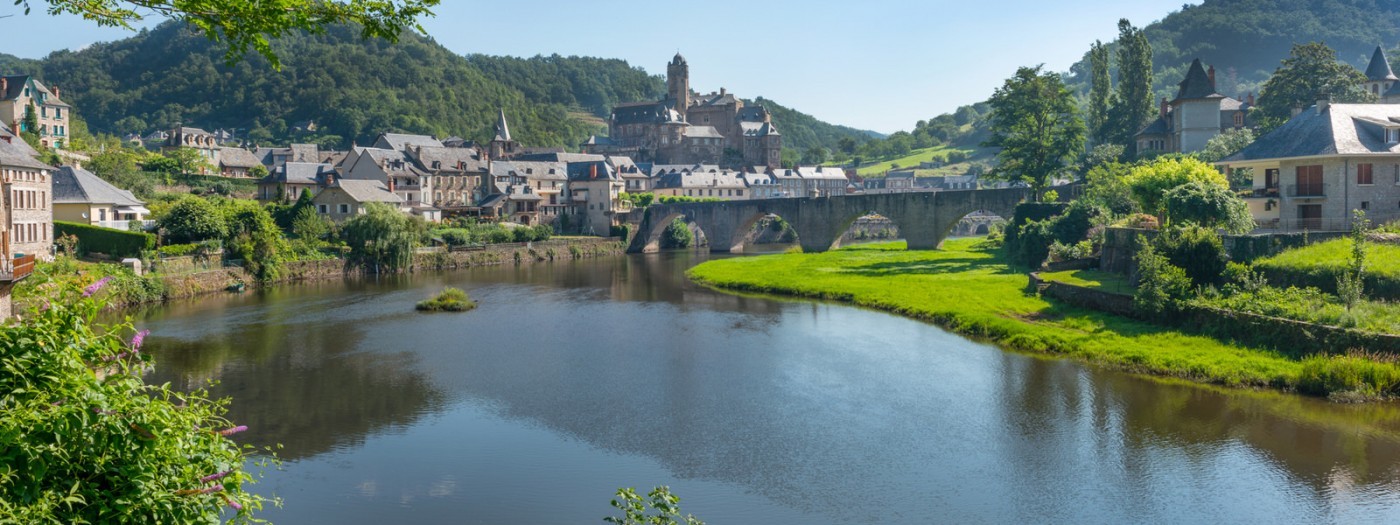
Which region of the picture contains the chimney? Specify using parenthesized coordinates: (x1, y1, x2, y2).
(1246, 92, 1255, 106)
(51, 85, 59, 99)
(0, 78, 7, 95)
(1316, 93, 1331, 114)
(720, 87, 726, 95)
(388, 177, 396, 192)
(1159, 97, 1169, 119)
(1207, 65, 1216, 90)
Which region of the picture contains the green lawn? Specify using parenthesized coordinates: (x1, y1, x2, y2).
(1254, 239, 1400, 281)
(854, 146, 965, 176)
(1039, 268, 1136, 295)
(689, 239, 1316, 391)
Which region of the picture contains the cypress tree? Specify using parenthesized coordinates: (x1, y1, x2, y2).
(1109, 19, 1153, 156)
(1088, 40, 1114, 145)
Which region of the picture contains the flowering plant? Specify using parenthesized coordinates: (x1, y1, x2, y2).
(0, 276, 275, 522)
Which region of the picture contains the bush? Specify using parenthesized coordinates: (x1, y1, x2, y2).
(1134, 241, 1193, 315)
(1050, 200, 1105, 245)
(415, 287, 477, 312)
(661, 217, 694, 249)
(610, 224, 632, 240)
(0, 282, 268, 522)
(437, 228, 474, 246)
(486, 227, 513, 244)
(1161, 180, 1255, 234)
(1010, 219, 1054, 268)
(53, 221, 156, 259)
(532, 223, 553, 241)
(159, 197, 227, 244)
(1153, 226, 1227, 287)
(156, 243, 200, 257)
(1124, 157, 1230, 215)
(1123, 213, 1160, 230)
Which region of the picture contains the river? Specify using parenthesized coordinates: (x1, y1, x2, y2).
(132, 252, 1400, 524)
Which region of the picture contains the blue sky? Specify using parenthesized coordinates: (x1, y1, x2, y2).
(8, 1, 1198, 133)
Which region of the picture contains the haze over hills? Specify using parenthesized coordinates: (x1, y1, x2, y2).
(2, 21, 876, 153)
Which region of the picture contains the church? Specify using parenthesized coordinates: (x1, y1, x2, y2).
(582, 54, 783, 168)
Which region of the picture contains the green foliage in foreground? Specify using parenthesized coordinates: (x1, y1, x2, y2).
(16, 256, 167, 307)
(415, 287, 476, 312)
(605, 486, 703, 525)
(687, 239, 1394, 395)
(0, 281, 271, 522)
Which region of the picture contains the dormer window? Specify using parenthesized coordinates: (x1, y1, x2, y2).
(1389, 128, 1400, 144)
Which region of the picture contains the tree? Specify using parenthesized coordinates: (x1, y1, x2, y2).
(0, 280, 270, 522)
(249, 164, 269, 179)
(164, 147, 211, 177)
(1337, 210, 1371, 310)
(1087, 40, 1114, 144)
(1107, 19, 1153, 156)
(1124, 157, 1229, 215)
(159, 196, 228, 244)
(983, 65, 1086, 201)
(22, 0, 440, 68)
(661, 217, 694, 249)
(802, 146, 829, 165)
(1161, 180, 1255, 234)
(341, 202, 422, 273)
(1255, 42, 1374, 132)
(1198, 128, 1255, 164)
(220, 200, 287, 281)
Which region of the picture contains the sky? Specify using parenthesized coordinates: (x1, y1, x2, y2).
(5, 0, 1200, 134)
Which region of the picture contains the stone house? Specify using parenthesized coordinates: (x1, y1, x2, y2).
(0, 75, 71, 150)
(509, 160, 568, 220)
(162, 127, 222, 174)
(1, 141, 53, 259)
(341, 146, 436, 215)
(312, 179, 405, 222)
(566, 161, 628, 235)
(258, 162, 336, 201)
(52, 166, 149, 229)
(1220, 102, 1400, 231)
(218, 147, 263, 178)
(1136, 59, 1254, 155)
(794, 166, 848, 197)
(408, 145, 486, 209)
(653, 167, 748, 200)
(741, 168, 780, 199)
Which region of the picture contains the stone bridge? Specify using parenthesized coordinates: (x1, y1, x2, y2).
(628, 188, 1028, 253)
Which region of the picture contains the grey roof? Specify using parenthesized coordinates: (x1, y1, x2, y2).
(654, 169, 746, 190)
(737, 105, 770, 122)
(289, 144, 319, 163)
(409, 145, 482, 172)
(1367, 46, 1399, 81)
(1173, 59, 1223, 102)
(52, 166, 143, 206)
(612, 102, 683, 125)
(0, 141, 50, 170)
(567, 161, 620, 182)
(582, 135, 617, 146)
(376, 133, 442, 151)
(506, 160, 567, 180)
(1, 75, 69, 107)
(323, 180, 403, 203)
(693, 92, 738, 107)
(1136, 116, 1170, 137)
(796, 166, 848, 180)
(0, 123, 39, 157)
(515, 152, 605, 163)
(1222, 103, 1400, 162)
(494, 108, 512, 142)
(218, 147, 262, 168)
(264, 162, 334, 185)
(741, 121, 780, 137)
(684, 125, 724, 139)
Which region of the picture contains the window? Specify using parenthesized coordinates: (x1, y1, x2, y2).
(338, 204, 350, 214)
(1358, 163, 1374, 185)
(1361, 201, 1371, 210)
(1294, 165, 1324, 196)
(1233, 112, 1244, 127)
(318, 204, 329, 214)
(1389, 129, 1400, 143)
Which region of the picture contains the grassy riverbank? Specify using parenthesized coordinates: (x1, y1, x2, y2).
(688, 239, 1312, 391)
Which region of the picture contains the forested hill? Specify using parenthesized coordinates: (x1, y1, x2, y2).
(13, 22, 871, 153)
(1066, 0, 1400, 100)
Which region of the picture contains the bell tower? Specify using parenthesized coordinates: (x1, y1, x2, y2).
(667, 53, 690, 121)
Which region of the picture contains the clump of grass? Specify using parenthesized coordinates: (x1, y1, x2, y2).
(1297, 351, 1400, 402)
(415, 287, 476, 312)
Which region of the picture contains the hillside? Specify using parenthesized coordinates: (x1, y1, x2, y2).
(10, 22, 870, 154)
(1066, 0, 1400, 102)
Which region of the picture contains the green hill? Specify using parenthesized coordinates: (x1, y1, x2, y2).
(11, 22, 870, 154)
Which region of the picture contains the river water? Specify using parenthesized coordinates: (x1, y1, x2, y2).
(132, 253, 1400, 524)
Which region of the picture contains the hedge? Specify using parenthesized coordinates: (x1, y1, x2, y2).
(54, 221, 156, 259)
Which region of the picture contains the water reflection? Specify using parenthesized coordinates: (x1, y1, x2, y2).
(130, 252, 1400, 523)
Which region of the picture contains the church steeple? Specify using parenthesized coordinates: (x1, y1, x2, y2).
(494, 107, 512, 142)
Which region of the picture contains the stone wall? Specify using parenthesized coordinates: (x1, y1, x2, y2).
(1029, 273, 1135, 316)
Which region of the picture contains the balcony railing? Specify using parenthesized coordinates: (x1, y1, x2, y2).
(1, 254, 36, 282)
(1242, 187, 1280, 198)
(1287, 184, 1327, 198)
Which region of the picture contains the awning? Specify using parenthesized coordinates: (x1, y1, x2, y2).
(117, 205, 151, 215)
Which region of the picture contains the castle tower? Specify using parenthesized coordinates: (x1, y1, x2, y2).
(667, 53, 690, 120)
(1364, 45, 1398, 99)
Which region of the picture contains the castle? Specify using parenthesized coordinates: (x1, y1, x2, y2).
(582, 54, 783, 168)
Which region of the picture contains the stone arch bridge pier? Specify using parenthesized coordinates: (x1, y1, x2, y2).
(628, 188, 1027, 253)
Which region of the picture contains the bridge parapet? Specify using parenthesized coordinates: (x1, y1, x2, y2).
(626, 187, 1029, 254)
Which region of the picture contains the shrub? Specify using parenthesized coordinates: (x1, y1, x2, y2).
(1123, 213, 1159, 230)
(661, 217, 694, 249)
(159, 197, 227, 244)
(1010, 219, 1054, 268)
(156, 243, 200, 257)
(610, 224, 632, 240)
(415, 287, 477, 312)
(341, 203, 423, 273)
(1134, 241, 1193, 315)
(53, 221, 156, 259)
(486, 227, 514, 244)
(512, 226, 536, 243)
(1153, 226, 1227, 287)
(0, 282, 268, 522)
(532, 224, 553, 241)
(1161, 180, 1255, 234)
(1124, 157, 1230, 215)
(1222, 262, 1267, 294)
(1050, 200, 1105, 245)
(437, 228, 473, 246)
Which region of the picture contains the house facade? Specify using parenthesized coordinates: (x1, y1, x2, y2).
(162, 127, 221, 174)
(1220, 102, 1400, 231)
(0, 75, 70, 150)
(1, 146, 53, 258)
(312, 179, 406, 222)
(52, 166, 149, 229)
(1136, 59, 1253, 155)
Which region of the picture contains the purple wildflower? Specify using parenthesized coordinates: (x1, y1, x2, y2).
(221, 494, 243, 511)
(82, 276, 113, 297)
(200, 470, 234, 484)
(199, 484, 224, 495)
(131, 329, 150, 351)
(218, 425, 248, 437)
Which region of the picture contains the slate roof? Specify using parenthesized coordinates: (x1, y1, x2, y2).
(653, 169, 746, 190)
(264, 162, 334, 185)
(693, 92, 738, 107)
(1, 75, 69, 107)
(567, 161, 620, 182)
(684, 126, 724, 139)
(515, 152, 605, 163)
(328, 180, 403, 203)
(737, 106, 770, 122)
(796, 166, 848, 180)
(1222, 103, 1400, 162)
(218, 147, 262, 168)
(0, 140, 50, 170)
(1366, 46, 1399, 81)
(612, 102, 683, 125)
(377, 133, 442, 151)
(1136, 116, 1170, 137)
(1173, 59, 1224, 102)
(289, 144, 319, 163)
(409, 146, 482, 173)
(494, 108, 512, 142)
(581, 135, 617, 146)
(506, 160, 567, 180)
(0, 123, 39, 157)
(741, 121, 780, 136)
(52, 166, 143, 206)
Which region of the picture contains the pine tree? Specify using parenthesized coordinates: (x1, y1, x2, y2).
(1088, 40, 1114, 145)
(1108, 19, 1153, 156)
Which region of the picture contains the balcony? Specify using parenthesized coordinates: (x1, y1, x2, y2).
(0, 254, 35, 282)
(1287, 184, 1326, 199)
(1241, 187, 1280, 198)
